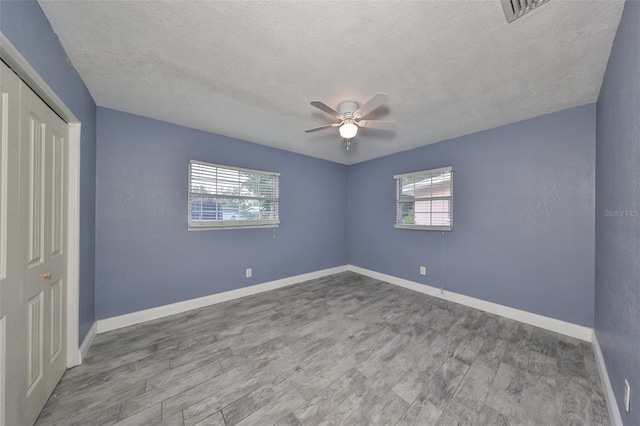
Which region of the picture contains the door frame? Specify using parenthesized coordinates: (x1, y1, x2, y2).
(1, 33, 83, 368)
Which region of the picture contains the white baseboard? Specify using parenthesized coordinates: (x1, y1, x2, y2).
(95, 263, 592, 343)
(347, 265, 593, 342)
(78, 322, 97, 363)
(592, 331, 623, 426)
(96, 265, 349, 334)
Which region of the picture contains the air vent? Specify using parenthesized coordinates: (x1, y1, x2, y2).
(501, 0, 550, 23)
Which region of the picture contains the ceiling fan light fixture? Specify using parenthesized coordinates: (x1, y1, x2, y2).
(339, 119, 358, 139)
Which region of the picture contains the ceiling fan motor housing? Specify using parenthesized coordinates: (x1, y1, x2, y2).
(338, 101, 359, 117)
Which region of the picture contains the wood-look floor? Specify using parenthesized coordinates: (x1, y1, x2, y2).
(35, 272, 609, 425)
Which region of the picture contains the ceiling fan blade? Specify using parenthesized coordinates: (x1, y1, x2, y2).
(310, 101, 340, 117)
(354, 93, 388, 118)
(305, 123, 340, 133)
(357, 120, 395, 130)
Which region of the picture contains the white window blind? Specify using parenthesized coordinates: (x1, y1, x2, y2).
(394, 166, 453, 231)
(188, 160, 280, 229)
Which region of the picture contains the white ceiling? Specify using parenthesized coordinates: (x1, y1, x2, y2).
(38, 0, 623, 165)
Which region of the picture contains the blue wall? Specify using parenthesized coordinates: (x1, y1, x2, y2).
(348, 105, 596, 326)
(595, 1, 640, 423)
(95, 108, 348, 319)
(1, 0, 97, 343)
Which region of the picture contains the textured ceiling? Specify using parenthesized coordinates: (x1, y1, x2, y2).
(38, 0, 623, 165)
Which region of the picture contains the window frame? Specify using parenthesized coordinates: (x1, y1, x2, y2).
(394, 166, 453, 231)
(188, 160, 280, 230)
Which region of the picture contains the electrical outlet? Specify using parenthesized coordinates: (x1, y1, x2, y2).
(420, 266, 426, 275)
(246, 268, 252, 278)
(625, 379, 631, 412)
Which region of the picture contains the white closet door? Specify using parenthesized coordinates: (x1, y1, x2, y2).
(0, 61, 69, 426)
(1, 59, 24, 426)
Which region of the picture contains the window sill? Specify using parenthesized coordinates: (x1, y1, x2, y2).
(189, 221, 280, 231)
(394, 224, 452, 232)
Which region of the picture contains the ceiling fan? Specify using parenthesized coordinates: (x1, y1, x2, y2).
(305, 93, 394, 149)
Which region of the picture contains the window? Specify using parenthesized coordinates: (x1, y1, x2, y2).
(188, 160, 280, 229)
(395, 166, 453, 231)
